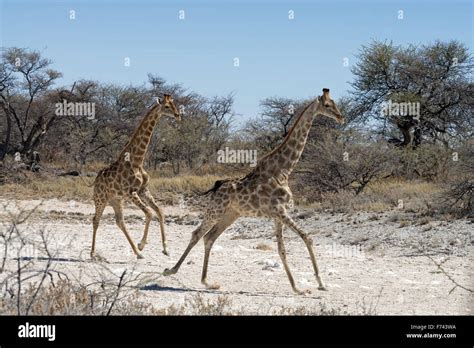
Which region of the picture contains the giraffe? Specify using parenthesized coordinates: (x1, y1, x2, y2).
(91, 94, 180, 260)
(163, 88, 344, 294)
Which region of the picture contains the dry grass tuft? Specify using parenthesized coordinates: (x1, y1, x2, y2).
(0, 279, 157, 315)
(156, 293, 235, 315)
(304, 179, 442, 214)
(0, 174, 224, 202)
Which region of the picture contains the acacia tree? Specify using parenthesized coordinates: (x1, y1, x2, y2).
(0, 59, 14, 162)
(349, 40, 473, 148)
(41, 81, 149, 166)
(146, 75, 235, 173)
(299, 130, 395, 197)
(244, 97, 307, 152)
(442, 140, 474, 216)
(0, 48, 62, 162)
(203, 93, 234, 155)
(244, 95, 350, 154)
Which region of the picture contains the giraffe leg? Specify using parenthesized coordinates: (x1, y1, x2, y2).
(91, 199, 107, 259)
(129, 192, 154, 256)
(140, 188, 168, 255)
(110, 199, 144, 259)
(163, 218, 215, 276)
(279, 212, 327, 291)
(201, 211, 239, 290)
(274, 220, 310, 295)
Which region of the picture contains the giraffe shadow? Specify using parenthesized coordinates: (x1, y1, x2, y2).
(139, 283, 323, 299)
(14, 256, 85, 263)
(139, 283, 219, 294)
(221, 289, 323, 300)
(13, 256, 133, 265)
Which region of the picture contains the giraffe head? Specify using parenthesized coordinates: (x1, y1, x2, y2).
(160, 94, 181, 121)
(315, 88, 344, 124)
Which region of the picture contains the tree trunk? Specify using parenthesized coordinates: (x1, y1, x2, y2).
(413, 127, 422, 147)
(399, 125, 412, 146)
(172, 160, 180, 175)
(0, 112, 12, 162)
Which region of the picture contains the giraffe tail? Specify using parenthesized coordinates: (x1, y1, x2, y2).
(195, 179, 228, 196)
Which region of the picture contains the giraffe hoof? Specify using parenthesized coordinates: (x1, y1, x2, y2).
(294, 288, 311, 295)
(318, 285, 328, 291)
(138, 242, 145, 251)
(162, 249, 169, 256)
(136, 253, 144, 260)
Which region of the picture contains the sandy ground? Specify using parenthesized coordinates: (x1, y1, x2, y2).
(1, 197, 473, 315)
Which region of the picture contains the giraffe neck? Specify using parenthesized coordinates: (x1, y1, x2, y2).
(257, 100, 316, 179)
(118, 104, 162, 167)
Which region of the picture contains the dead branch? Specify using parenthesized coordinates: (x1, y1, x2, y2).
(426, 255, 473, 294)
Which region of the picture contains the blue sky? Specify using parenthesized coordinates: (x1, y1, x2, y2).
(1, 0, 472, 123)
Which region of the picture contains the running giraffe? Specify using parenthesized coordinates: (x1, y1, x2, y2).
(163, 88, 344, 294)
(91, 94, 180, 259)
